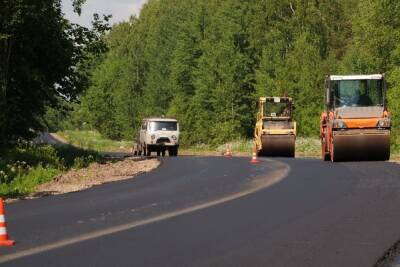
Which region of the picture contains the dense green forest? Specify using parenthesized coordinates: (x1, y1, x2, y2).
(69, 0, 400, 147)
(2, 0, 400, 148)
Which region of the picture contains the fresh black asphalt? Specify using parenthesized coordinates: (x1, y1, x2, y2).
(1, 156, 400, 267)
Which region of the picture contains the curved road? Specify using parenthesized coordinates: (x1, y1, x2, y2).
(1, 156, 400, 266)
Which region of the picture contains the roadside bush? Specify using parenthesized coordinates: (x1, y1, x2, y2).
(0, 165, 59, 198)
(72, 155, 96, 169)
(2, 143, 62, 169)
(0, 143, 102, 198)
(56, 145, 101, 168)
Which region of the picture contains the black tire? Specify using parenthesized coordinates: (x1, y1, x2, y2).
(322, 142, 330, 161)
(161, 150, 166, 157)
(169, 147, 178, 156)
(146, 145, 151, 156)
(330, 142, 336, 162)
(157, 150, 161, 157)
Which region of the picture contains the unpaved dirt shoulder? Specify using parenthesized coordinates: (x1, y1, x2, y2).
(36, 157, 160, 196)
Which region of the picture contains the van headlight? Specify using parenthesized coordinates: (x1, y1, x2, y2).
(377, 119, 390, 128)
(171, 135, 177, 141)
(151, 135, 156, 140)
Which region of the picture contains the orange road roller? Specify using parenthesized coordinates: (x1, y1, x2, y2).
(320, 74, 391, 162)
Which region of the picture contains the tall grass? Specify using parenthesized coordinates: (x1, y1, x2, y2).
(183, 137, 321, 157)
(58, 130, 132, 152)
(295, 137, 320, 157)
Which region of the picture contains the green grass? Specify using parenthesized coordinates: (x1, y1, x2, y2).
(181, 137, 321, 157)
(58, 130, 132, 152)
(0, 165, 60, 198)
(57, 130, 399, 160)
(295, 137, 321, 157)
(0, 143, 102, 198)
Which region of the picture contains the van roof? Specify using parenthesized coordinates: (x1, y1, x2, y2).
(143, 117, 178, 122)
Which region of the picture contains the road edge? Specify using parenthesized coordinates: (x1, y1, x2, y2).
(374, 240, 400, 267)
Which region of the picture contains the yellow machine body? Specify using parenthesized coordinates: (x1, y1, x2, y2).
(255, 97, 296, 157)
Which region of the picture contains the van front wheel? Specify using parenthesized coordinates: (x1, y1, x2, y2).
(169, 147, 178, 156)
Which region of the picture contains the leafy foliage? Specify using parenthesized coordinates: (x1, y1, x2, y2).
(0, 0, 110, 146)
(0, 143, 101, 198)
(339, 0, 400, 148)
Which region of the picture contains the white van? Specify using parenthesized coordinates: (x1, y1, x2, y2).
(139, 118, 179, 156)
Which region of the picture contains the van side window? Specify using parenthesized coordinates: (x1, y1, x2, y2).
(141, 122, 147, 130)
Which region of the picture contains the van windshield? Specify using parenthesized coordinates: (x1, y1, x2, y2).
(149, 121, 177, 131)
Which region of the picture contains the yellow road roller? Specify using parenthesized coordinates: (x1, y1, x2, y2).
(255, 97, 296, 157)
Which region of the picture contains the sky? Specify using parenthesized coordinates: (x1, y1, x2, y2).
(62, 0, 147, 27)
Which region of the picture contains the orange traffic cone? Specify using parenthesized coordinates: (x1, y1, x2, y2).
(0, 198, 15, 246)
(250, 147, 259, 164)
(224, 144, 233, 157)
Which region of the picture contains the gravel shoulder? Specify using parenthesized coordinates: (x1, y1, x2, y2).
(23, 133, 161, 200)
(36, 157, 160, 196)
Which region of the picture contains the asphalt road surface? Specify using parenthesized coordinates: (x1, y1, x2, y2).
(1, 156, 400, 267)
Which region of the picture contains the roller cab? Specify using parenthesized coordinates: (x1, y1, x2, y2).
(255, 97, 296, 157)
(320, 74, 391, 162)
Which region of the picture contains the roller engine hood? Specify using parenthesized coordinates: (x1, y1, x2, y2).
(335, 106, 384, 119)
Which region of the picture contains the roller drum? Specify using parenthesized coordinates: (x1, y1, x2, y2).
(332, 131, 390, 161)
(259, 134, 295, 157)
